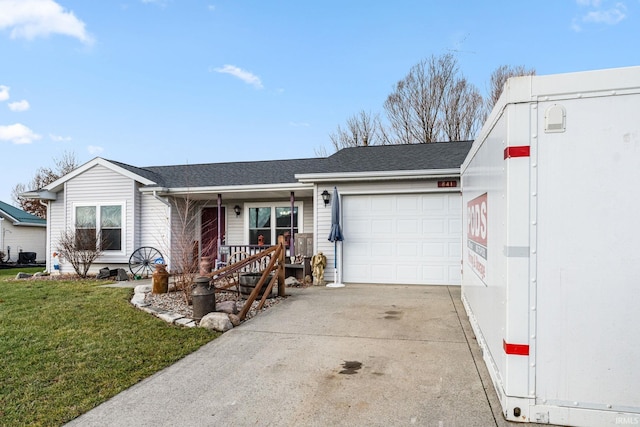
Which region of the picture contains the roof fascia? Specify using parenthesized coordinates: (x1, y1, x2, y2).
(295, 168, 461, 183)
(0, 210, 18, 224)
(139, 182, 314, 195)
(43, 157, 157, 193)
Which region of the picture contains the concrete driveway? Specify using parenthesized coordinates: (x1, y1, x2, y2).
(67, 284, 516, 427)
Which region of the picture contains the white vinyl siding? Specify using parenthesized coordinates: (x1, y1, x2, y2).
(62, 164, 136, 266)
(139, 192, 170, 262)
(0, 221, 45, 262)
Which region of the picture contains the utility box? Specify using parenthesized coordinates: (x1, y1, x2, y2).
(461, 66, 640, 426)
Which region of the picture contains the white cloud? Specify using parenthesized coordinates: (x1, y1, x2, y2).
(212, 64, 264, 89)
(208, 4, 216, 11)
(8, 99, 29, 112)
(573, 0, 627, 31)
(0, 85, 9, 101)
(87, 145, 104, 155)
(0, 123, 41, 144)
(0, 0, 94, 44)
(50, 133, 71, 142)
(141, 0, 169, 6)
(583, 3, 626, 24)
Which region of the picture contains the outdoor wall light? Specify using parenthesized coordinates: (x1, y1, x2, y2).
(233, 205, 242, 217)
(321, 190, 331, 207)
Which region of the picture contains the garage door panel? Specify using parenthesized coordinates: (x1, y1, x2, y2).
(422, 195, 445, 210)
(397, 196, 420, 212)
(449, 266, 461, 283)
(369, 241, 394, 256)
(422, 242, 445, 257)
(371, 198, 393, 211)
(448, 241, 461, 257)
(422, 265, 446, 282)
(343, 193, 461, 285)
(396, 265, 419, 281)
(397, 218, 419, 234)
(371, 264, 396, 281)
(422, 219, 446, 235)
(372, 219, 394, 233)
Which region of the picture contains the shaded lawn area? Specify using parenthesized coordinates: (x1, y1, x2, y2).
(0, 270, 218, 426)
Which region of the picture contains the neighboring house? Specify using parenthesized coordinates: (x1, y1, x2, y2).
(23, 141, 472, 285)
(0, 200, 46, 263)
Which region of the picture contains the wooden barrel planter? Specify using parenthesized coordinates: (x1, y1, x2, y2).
(239, 272, 276, 300)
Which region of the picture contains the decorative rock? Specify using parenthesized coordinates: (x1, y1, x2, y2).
(115, 268, 129, 281)
(199, 312, 233, 332)
(228, 313, 241, 327)
(285, 276, 299, 286)
(216, 300, 238, 314)
(97, 267, 111, 279)
(131, 292, 149, 307)
(175, 318, 197, 328)
(15, 272, 33, 279)
(134, 284, 152, 294)
(157, 311, 184, 323)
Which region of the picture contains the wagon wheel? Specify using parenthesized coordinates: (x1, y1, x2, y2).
(129, 246, 164, 278)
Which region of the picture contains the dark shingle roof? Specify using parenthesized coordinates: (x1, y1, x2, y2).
(318, 141, 473, 173)
(0, 200, 46, 225)
(107, 141, 472, 188)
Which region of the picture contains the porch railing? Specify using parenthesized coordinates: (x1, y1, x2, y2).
(208, 243, 285, 320)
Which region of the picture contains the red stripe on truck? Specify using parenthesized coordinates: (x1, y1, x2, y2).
(504, 146, 530, 159)
(503, 339, 529, 356)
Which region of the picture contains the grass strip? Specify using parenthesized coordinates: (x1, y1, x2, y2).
(0, 272, 217, 426)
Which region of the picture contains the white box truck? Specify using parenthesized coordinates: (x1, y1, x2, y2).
(461, 66, 640, 426)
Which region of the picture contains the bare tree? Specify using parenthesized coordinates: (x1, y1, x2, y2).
(167, 193, 219, 304)
(383, 53, 479, 144)
(12, 151, 79, 219)
(329, 110, 384, 150)
(442, 78, 484, 141)
(486, 65, 536, 112)
(57, 228, 104, 278)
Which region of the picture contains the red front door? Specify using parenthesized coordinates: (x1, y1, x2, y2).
(201, 207, 226, 260)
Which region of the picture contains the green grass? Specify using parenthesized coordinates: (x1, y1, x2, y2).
(0, 269, 218, 426)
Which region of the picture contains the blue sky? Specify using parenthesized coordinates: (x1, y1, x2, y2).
(0, 0, 638, 205)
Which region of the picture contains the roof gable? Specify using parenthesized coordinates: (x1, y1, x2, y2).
(43, 157, 159, 194)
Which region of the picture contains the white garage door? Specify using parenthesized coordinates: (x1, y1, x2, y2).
(342, 193, 461, 285)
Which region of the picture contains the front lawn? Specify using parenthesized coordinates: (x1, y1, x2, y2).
(0, 270, 218, 426)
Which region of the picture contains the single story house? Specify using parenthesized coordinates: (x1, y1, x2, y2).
(0, 200, 46, 263)
(23, 141, 472, 285)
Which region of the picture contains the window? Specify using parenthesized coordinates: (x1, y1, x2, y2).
(75, 203, 123, 251)
(247, 204, 300, 246)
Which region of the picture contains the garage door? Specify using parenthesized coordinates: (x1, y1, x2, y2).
(342, 193, 461, 285)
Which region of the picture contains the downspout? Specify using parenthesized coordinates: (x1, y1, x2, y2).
(152, 190, 171, 207)
(217, 193, 222, 265)
(290, 191, 295, 257)
(153, 190, 171, 267)
(0, 217, 4, 262)
(39, 200, 50, 271)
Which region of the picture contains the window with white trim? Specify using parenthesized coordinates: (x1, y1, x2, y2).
(74, 203, 124, 252)
(246, 203, 301, 246)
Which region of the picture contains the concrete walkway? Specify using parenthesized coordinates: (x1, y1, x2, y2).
(67, 284, 520, 427)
